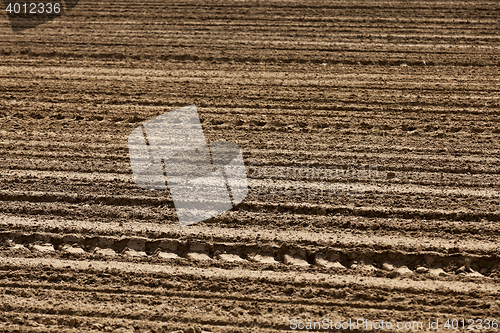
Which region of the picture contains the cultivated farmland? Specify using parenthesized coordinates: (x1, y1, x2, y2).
(0, 1, 499, 332)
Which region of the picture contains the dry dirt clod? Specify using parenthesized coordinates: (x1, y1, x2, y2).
(283, 254, 309, 267)
(395, 266, 413, 276)
(92, 323, 104, 330)
(184, 327, 202, 333)
(157, 252, 179, 259)
(284, 284, 295, 294)
(360, 264, 378, 273)
(69, 318, 78, 327)
(31, 244, 55, 252)
(382, 263, 394, 271)
(45, 318, 57, 326)
(466, 270, 485, 278)
(62, 245, 86, 254)
(331, 261, 346, 269)
(123, 248, 147, 257)
(250, 254, 278, 264)
(113, 328, 135, 333)
(316, 257, 346, 269)
(430, 268, 450, 277)
(416, 266, 429, 274)
(186, 252, 212, 261)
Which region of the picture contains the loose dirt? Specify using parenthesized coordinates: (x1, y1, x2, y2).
(0, 0, 499, 332)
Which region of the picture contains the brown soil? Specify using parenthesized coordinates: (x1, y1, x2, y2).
(0, 0, 499, 332)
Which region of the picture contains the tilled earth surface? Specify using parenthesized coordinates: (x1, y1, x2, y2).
(0, 0, 500, 332)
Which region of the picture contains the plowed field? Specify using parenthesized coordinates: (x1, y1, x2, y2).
(0, 1, 499, 332)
